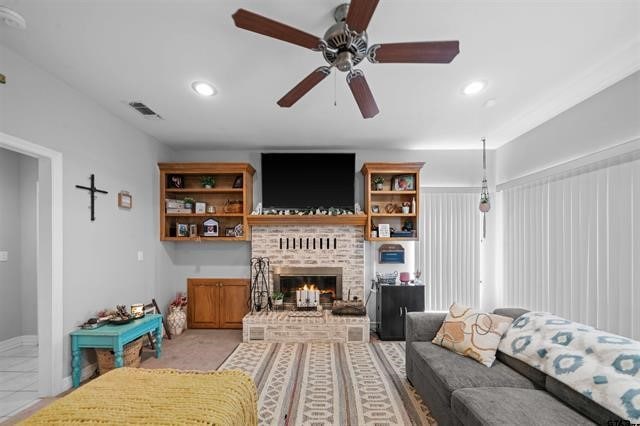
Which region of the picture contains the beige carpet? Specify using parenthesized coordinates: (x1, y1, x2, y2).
(4, 329, 242, 424)
(219, 341, 435, 426)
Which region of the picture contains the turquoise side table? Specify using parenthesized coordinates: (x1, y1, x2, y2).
(70, 313, 163, 388)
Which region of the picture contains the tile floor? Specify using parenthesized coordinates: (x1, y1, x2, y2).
(0, 344, 39, 423)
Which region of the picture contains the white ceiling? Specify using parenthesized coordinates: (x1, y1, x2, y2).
(1, 0, 639, 149)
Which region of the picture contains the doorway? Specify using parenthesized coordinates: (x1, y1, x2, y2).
(0, 131, 63, 401)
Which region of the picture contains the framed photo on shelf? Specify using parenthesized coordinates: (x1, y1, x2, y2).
(392, 174, 415, 191)
(189, 224, 198, 238)
(117, 191, 132, 209)
(167, 174, 184, 188)
(176, 223, 189, 237)
(232, 175, 243, 188)
(195, 202, 206, 214)
(378, 223, 391, 238)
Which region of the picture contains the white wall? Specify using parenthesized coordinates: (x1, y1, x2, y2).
(20, 155, 38, 336)
(0, 44, 173, 380)
(496, 71, 640, 184)
(0, 148, 23, 341)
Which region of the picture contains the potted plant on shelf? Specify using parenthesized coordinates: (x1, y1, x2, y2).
(183, 197, 196, 212)
(373, 176, 385, 190)
(272, 291, 284, 307)
(200, 176, 215, 189)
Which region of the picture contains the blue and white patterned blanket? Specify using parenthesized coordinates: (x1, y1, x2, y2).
(498, 312, 640, 421)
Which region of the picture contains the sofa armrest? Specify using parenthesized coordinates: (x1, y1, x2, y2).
(406, 312, 447, 343)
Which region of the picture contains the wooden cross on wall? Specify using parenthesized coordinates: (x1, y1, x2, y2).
(75, 174, 108, 221)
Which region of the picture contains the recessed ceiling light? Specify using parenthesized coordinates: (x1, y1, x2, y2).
(484, 98, 497, 108)
(0, 6, 26, 29)
(191, 81, 217, 97)
(462, 80, 487, 96)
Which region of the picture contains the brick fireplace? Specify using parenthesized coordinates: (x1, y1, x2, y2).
(244, 224, 369, 343)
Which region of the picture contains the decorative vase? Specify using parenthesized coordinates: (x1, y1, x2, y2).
(167, 306, 186, 336)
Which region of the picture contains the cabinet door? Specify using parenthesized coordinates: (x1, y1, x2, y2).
(188, 279, 220, 328)
(405, 285, 425, 313)
(219, 279, 250, 329)
(378, 286, 406, 340)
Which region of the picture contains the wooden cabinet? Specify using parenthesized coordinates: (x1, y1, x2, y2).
(376, 284, 425, 340)
(158, 163, 255, 242)
(360, 162, 424, 241)
(187, 279, 249, 329)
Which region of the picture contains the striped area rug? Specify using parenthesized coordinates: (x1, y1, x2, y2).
(218, 342, 435, 425)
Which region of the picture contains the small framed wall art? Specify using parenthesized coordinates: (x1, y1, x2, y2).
(118, 191, 132, 209)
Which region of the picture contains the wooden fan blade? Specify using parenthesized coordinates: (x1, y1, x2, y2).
(346, 0, 379, 33)
(368, 41, 460, 63)
(277, 67, 331, 108)
(232, 9, 322, 50)
(347, 70, 379, 119)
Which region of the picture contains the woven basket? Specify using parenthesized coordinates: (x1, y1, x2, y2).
(223, 200, 243, 213)
(96, 337, 143, 375)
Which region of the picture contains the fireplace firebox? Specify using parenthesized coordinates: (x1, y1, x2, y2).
(273, 267, 343, 309)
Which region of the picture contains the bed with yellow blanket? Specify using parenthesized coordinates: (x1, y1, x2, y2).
(21, 368, 257, 425)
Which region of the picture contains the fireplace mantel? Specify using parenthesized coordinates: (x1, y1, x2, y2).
(247, 214, 367, 226)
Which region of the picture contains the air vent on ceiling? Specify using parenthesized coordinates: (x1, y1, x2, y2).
(128, 101, 162, 119)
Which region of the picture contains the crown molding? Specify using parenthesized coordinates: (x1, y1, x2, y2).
(491, 35, 640, 149)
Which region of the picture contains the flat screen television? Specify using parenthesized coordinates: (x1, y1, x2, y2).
(262, 153, 355, 209)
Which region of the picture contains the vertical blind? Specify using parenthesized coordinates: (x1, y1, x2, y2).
(502, 156, 640, 339)
(420, 190, 481, 311)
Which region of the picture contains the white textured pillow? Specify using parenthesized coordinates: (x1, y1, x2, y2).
(432, 303, 513, 367)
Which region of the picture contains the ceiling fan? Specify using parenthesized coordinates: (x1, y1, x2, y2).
(232, 0, 459, 119)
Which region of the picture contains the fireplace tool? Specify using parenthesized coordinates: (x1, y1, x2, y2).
(250, 257, 271, 313)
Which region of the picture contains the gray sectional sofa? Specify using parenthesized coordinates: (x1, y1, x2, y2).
(406, 308, 624, 425)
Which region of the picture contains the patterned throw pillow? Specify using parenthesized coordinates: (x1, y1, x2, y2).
(432, 303, 514, 367)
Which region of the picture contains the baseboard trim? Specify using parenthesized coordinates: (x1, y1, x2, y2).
(0, 335, 38, 352)
(61, 363, 97, 392)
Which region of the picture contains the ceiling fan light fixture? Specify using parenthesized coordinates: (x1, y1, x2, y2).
(0, 6, 26, 29)
(463, 80, 487, 96)
(191, 81, 217, 97)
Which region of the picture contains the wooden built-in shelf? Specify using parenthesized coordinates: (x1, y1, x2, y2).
(361, 162, 424, 241)
(371, 213, 417, 217)
(371, 190, 417, 195)
(166, 213, 244, 217)
(247, 214, 367, 226)
(159, 163, 255, 242)
(165, 188, 244, 193)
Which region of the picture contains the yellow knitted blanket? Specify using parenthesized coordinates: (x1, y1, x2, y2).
(21, 368, 257, 425)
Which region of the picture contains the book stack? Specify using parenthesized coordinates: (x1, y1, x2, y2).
(166, 199, 192, 214)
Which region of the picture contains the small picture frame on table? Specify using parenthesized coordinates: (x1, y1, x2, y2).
(392, 175, 415, 191)
(118, 191, 132, 209)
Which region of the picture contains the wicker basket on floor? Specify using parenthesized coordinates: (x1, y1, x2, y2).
(96, 337, 143, 375)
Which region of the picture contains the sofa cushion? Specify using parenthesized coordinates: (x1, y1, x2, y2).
(492, 307, 529, 320)
(411, 342, 536, 406)
(496, 351, 547, 388)
(432, 303, 514, 367)
(451, 387, 595, 426)
(545, 376, 625, 425)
